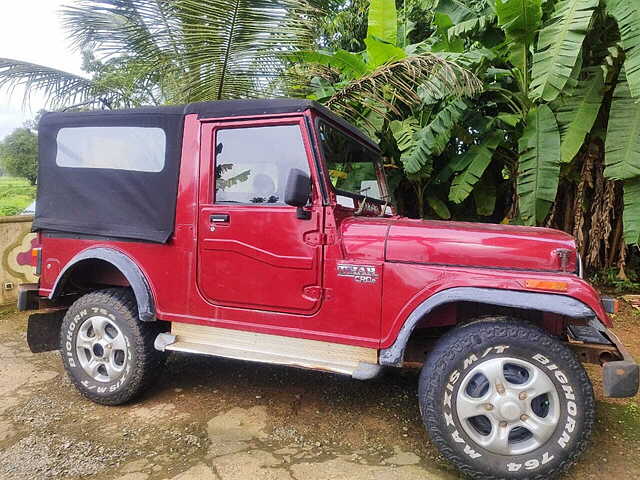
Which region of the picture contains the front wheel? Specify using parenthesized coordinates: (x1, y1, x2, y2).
(419, 319, 594, 479)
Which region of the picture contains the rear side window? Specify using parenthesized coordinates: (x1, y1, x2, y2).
(56, 126, 166, 172)
(214, 124, 310, 204)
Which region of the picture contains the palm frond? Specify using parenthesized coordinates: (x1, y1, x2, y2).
(623, 177, 640, 245)
(0, 58, 104, 109)
(449, 132, 501, 204)
(448, 14, 496, 41)
(175, 0, 318, 100)
(554, 67, 605, 163)
(390, 100, 467, 176)
(604, 72, 640, 180)
(517, 105, 561, 226)
(325, 54, 482, 123)
(62, 0, 319, 102)
(606, 0, 640, 98)
(402, 99, 468, 174)
(62, 1, 182, 59)
(530, 0, 599, 102)
(495, 0, 543, 74)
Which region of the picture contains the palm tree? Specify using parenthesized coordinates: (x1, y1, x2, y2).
(0, 0, 320, 109)
(1, 0, 480, 112)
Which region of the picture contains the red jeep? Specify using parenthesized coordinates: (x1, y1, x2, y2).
(19, 99, 638, 479)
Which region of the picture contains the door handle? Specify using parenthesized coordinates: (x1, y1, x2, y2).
(210, 214, 230, 223)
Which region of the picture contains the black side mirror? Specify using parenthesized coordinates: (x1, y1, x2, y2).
(284, 168, 311, 219)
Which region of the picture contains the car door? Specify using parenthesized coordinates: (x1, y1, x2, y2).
(196, 117, 324, 314)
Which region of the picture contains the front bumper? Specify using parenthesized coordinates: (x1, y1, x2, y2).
(602, 329, 639, 398)
(569, 318, 639, 398)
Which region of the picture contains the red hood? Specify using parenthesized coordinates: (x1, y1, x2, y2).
(340, 217, 578, 273)
(386, 218, 577, 273)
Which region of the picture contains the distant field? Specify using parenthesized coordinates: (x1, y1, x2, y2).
(0, 177, 36, 217)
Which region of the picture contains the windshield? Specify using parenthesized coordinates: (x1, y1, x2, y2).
(317, 120, 389, 204)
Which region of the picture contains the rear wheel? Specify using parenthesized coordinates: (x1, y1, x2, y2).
(419, 319, 594, 479)
(59, 288, 166, 405)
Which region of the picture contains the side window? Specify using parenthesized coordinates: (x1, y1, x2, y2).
(56, 126, 166, 172)
(214, 124, 310, 205)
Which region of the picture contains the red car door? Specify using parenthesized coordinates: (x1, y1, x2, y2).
(196, 117, 324, 315)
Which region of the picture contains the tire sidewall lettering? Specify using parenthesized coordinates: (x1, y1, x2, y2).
(442, 346, 581, 473)
(64, 306, 133, 394)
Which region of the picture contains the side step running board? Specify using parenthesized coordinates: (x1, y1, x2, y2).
(155, 322, 382, 380)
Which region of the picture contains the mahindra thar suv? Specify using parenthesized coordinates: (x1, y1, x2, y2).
(18, 99, 638, 479)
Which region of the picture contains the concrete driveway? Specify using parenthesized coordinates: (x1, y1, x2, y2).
(1, 307, 639, 479)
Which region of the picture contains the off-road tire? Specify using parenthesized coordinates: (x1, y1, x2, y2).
(59, 288, 166, 405)
(418, 318, 594, 479)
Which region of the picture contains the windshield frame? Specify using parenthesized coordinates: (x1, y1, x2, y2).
(314, 117, 392, 209)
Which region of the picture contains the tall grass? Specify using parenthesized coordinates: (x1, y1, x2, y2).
(0, 177, 36, 216)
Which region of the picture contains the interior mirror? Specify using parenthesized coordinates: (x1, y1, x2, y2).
(284, 168, 311, 219)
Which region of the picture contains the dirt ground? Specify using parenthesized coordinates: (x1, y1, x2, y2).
(1, 302, 639, 480)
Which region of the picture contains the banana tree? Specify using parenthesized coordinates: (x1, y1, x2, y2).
(300, 0, 482, 218)
(302, 0, 640, 270)
(433, 0, 640, 253)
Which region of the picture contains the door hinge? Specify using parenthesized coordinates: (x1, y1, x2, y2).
(304, 231, 333, 246)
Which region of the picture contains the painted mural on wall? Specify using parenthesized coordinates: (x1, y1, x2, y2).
(4, 232, 37, 282)
(1, 216, 37, 305)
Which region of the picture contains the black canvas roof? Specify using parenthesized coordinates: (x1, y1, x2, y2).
(40, 99, 377, 150)
(34, 99, 376, 244)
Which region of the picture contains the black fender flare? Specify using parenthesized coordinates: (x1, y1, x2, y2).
(49, 247, 155, 322)
(379, 287, 596, 366)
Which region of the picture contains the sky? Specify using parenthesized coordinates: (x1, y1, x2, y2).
(0, 1, 84, 141)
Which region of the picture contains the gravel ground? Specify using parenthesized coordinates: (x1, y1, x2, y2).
(0, 303, 639, 480)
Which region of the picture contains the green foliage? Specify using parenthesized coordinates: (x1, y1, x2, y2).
(589, 266, 640, 291)
(0, 0, 320, 107)
(435, 0, 475, 26)
(364, 37, 406, 67)
(298, 50, 368, 77)
(394, 99, 468, 175)
(605, 74, 640, 180)
(517, 105, 561, 225)
(311, 0, 369, 52)
(606, 0, 640, 98)
(495, 0, 542, 74)
(448, 14, 496, 41)
(0, 177, 36, 217)
(0, 128, 38, 185)
(473, 174, 497, 216)
(623, 177, 640, 245)
(449, 132, 502, 204)
(555, 68, 605, 163)
(530, 0, 599, 102)
(426, 194, 452, 219)
(302, 0, 640, 259)
(366, 0, 397, 44)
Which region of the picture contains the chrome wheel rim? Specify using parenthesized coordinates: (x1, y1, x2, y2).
(75, 315, 128, 383)
(456, 357, 560, 455)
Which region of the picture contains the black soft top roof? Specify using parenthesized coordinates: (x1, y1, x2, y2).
(40, 99, 377, 149)
(34, 99, 376, 244)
